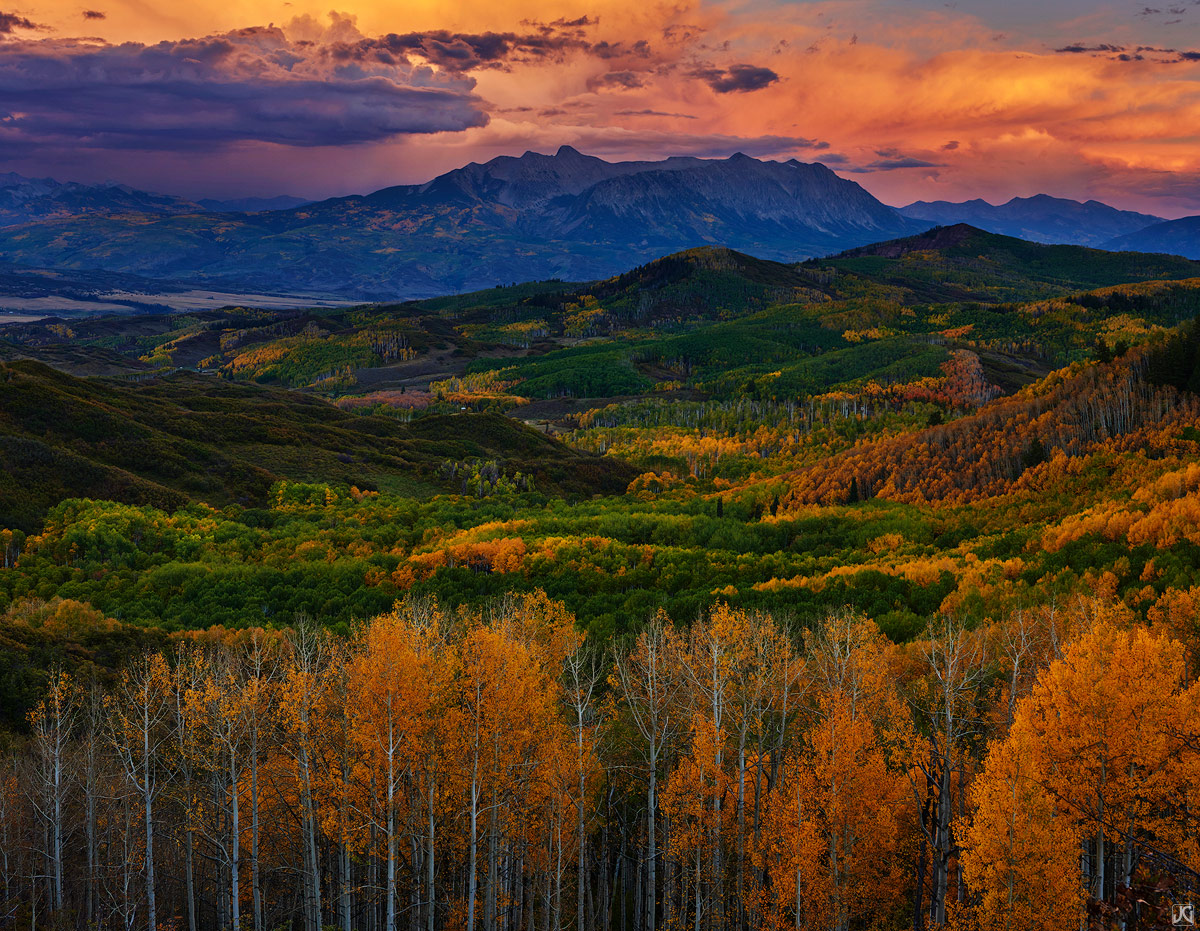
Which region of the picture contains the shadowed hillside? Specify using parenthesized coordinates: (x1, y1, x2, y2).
(0, 360, 634, 532)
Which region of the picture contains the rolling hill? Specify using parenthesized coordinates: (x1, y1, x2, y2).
(0, 359, 634, 532)
(825, 223, 1200, 302)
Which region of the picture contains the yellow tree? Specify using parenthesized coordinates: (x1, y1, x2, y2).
(756, 610, 910, 931)
(903, 616, 989, 929)
(961, 726, 1083, 931)
(456, 591, 575, 931)
(345, 602, 443, 931)
(278, 619, 333, 931)
(665, 604, 797, 931)
(662, 712, 733, 931)
(962, 620, 1200, 930)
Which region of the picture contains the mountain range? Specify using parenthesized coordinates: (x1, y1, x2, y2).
(897, 194, 1164, 248)
(0, 149, 1195, 304)
(0, 148, 918, 300)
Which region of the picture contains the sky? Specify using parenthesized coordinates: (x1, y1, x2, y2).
(0, 0, 1198, 215)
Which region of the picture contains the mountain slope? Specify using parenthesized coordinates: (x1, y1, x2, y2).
(0, 172, 203, 226)
(899, 194, 1162, 247)
(0, 360, 634, 532)
(0, 150, 920, 301)
(1103, 216, 1200, 259)
(0, 172, 310, 227)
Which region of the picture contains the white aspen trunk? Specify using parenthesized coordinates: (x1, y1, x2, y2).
(175, 666, 198, 931)
(554, 816, 563, 931)
(299, 735, 322, 931)
(387, 710, 397, 931)
(469, 744, 480, 931)
(341, 843, 353, 931)
(251, 726, 262, 931)
(487, 788, 499, 931)
(231, 749, 241, 931)
(577, 707, 587, 931)
(646, 760, 657, 931)
(933, 762, 951, 927)
(142, 697, 157, 931)
(185, 825, 197, 931)
(52, 739, 63, 912)
(122, 792, 136, 931)
(736, 738, 747, 931)
(709, 653, 724, 931)
(427, 779, 436, 931)
(85, 749, 97, 928)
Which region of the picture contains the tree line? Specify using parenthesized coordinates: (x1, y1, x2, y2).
(2, 592, 1199, 931)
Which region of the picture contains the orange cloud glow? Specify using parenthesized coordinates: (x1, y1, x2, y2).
(3, 0, 1199, 214)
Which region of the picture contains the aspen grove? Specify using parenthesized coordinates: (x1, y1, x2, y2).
(3, 591, 1199, 931)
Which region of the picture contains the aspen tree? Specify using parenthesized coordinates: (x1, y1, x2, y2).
(615, 615, 685, 931)
(107, 654, 174, 931)
(27, 669, 78, 915)
(281, 619, 330, 931)
(904, 616, 988, 929)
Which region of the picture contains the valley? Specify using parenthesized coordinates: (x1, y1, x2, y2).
(3, 224, 1198, 638)
(4, 209, 1200, 931)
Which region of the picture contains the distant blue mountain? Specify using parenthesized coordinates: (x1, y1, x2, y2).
(1103, 216, 1200, 260)
(0, 172, 202, 226)
(0, 172, 308, 226)
(900, 194, 1163, 247)
(197, 195, 312, 213)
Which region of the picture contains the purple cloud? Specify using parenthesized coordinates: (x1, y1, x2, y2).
(587, 70, 644, 90)
(692, 63, 779, 93)
(848, 156, 942, 173)
(563, 129, 825, 159)
(615, 108, 698, 119)
(1054, 41, 1200, 62)
(0, 11, 40, 33)
(0, 30, 488, 154)
(335, 25, 647, 74)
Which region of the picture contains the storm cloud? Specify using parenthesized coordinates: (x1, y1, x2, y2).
(0, 29, 488, 153)
(357, 29, 588, 72)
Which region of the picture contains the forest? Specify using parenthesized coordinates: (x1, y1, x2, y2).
(2, 595, 1198, 931)
(3, 228, 1200, 931)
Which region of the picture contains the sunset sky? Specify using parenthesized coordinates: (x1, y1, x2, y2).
(1, 0, 1198, 215)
